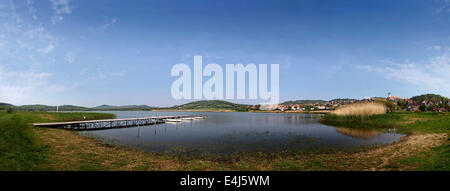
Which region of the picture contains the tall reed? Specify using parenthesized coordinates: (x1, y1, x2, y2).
(332, 102, 387, 117)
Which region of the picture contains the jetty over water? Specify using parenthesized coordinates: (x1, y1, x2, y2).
(33, 115, 206, 131)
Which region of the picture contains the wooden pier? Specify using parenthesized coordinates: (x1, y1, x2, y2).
(33, 115, 206, 131)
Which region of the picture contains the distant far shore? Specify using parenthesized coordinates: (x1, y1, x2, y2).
(153, 109, 331, 114)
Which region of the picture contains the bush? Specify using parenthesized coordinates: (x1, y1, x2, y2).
(6, 107, 14, 113)
(419, 104, 426, 112)
(397, 100, 407, 109)
(384, 101, 397, 112)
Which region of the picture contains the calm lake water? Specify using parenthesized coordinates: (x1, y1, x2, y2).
(79, 111, 404, 155)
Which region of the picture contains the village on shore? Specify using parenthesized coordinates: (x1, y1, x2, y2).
(253, 93, 450, 112)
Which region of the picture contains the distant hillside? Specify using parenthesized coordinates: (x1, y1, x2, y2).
(410, 94, 449, 103)
(329, 98, 359, 103)
(3, 93, 447, 112)
(17, 104, 92, 111)
(170, 100, 250, 110)
(0, 102, 13, 106)
(93, 105, 115, 109)
(0, 102, 14, 110)
(93, 105, 154, 110)
(282, 100, 328, 105)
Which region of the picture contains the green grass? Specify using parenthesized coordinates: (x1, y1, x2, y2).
(320, 112, 450, 170)
(0, 111, 115, 170)
(273, 161, 300, 171)
(0, 112, 48, 170)
(400, 113, 450, 134)
(392, 143, 450, 171)
(303, 159, 327, 171)
(53, 112, 116, 122)
(321, 113, 400, 129)
(320, 112, 450, 134)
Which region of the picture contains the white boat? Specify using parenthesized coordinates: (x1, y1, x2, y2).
(181, 117, 195, 120)
(165, 119, 182, 122)
(194, 116, 206, 119)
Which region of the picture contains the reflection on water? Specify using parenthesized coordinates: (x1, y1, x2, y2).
(335, 127, 383, 139)
(79, 111, 405, 155)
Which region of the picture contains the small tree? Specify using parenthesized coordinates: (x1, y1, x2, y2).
(445, 100, 450, 111)
(397, 100, 407, 110)
(6, 107, 14, 113)
(419, 104, 426, 112)
(385, 101, 397, 113)
(426, 105, 436, 111)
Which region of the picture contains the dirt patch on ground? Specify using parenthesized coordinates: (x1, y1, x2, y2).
(354, 133, 447, 171)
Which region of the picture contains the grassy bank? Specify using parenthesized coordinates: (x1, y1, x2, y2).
(0, 111, 115, 170)
(1, 110, 448, 171)
(320, 112, 449, 170)
(320, 112, 450, 134)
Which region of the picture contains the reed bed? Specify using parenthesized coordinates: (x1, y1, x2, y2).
(332, 102, 387, 117)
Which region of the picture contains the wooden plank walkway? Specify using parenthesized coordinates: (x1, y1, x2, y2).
(33, 115, 206, 131)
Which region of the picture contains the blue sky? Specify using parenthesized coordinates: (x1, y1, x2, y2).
(1, 0, 450, 106)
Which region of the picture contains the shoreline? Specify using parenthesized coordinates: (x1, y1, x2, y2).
(1, 111, 448, 170)
(152, 109, 331, 114)
(33, 126, 447, 171)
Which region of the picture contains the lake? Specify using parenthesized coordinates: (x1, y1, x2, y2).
(79, 111, 404, 155)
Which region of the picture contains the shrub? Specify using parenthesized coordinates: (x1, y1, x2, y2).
(6, 107, 14, 113)
(397, 100, 407, 109)
(419, 104, 426, 112)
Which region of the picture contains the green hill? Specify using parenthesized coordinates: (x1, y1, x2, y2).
(17, 104, 92, 111)
(170, 100, 250, 110)
(93, 105, 154, 110)
(282, 100, 328, 105)
(3, 93, 447, 112)
(0, 103, 13, 106)
(329, 98, 359, 103)
(410, 94, 448, 103)
(0, 103, 14, 110)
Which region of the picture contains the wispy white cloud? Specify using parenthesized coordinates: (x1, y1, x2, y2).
(0, 34, 6, 49)
(26, 0, 38, 20)
(51, 0, 73, 14)
(358, 50, 450, 96)
(37, 43, 55, 53)
(7, 0, 21, 22)
(102, 17, 117, 30)
(51, 15, 63, 24)
(91, 70, 126, 80)
(427, 45, 441, 51)
(16, 40, 34, 50)
(64, 51, 75, 63)
(437, 0, 450, 13)
(0, 0, 68, 105)
(50, 0, 73, 24)
(0, 66, 65, 105)
(0, 3, 57, 56)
